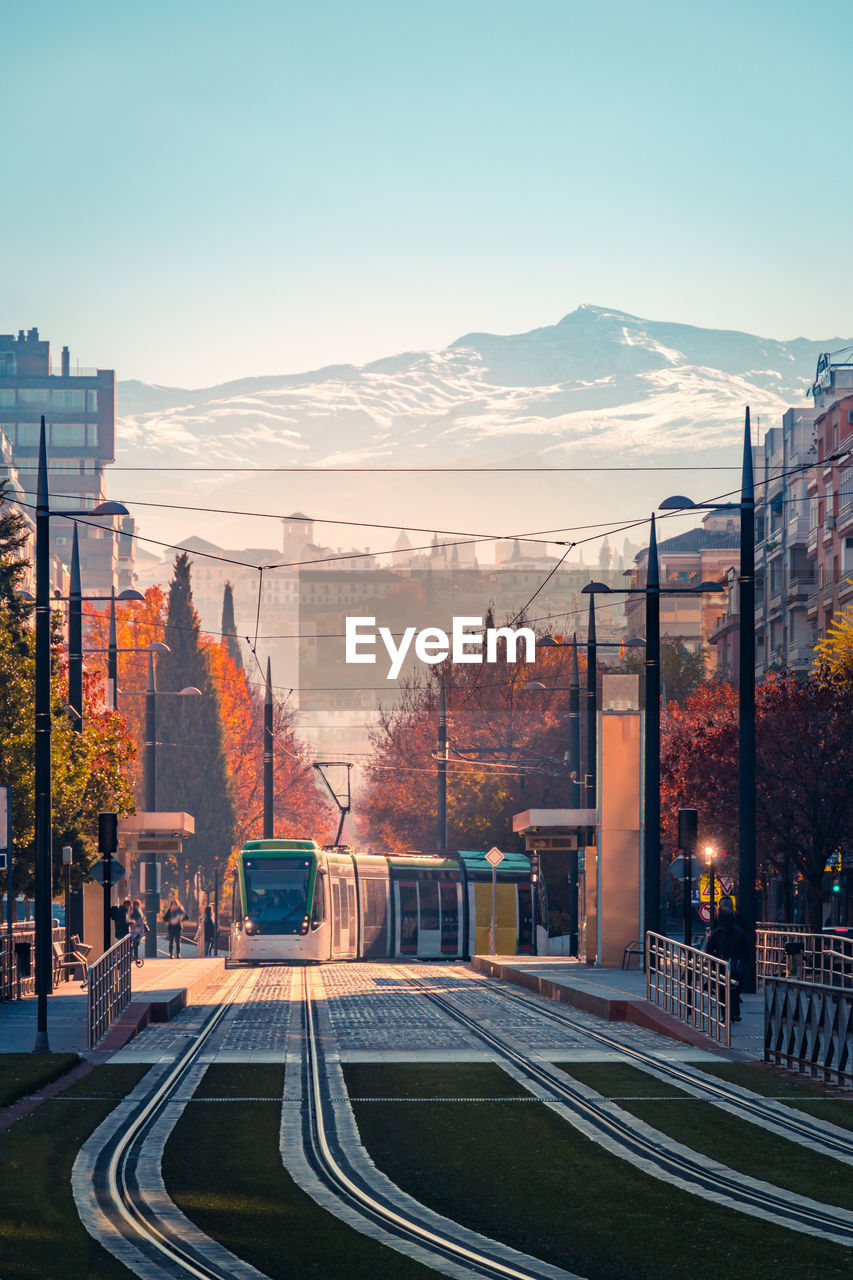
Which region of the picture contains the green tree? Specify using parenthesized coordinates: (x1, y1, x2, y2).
(220, 581, 243, 671)
(0, 485, 134, 897)
(615, 636, 708, 705)
(156, 553, 236, 900)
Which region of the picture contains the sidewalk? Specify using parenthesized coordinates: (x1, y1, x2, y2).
(0, 956, 226, 1055)
(471, 956, 764, 1061)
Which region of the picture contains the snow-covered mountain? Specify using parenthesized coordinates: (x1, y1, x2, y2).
(114, 306, 845, 555)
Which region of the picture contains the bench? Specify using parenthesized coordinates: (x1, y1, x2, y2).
(622, 940, 643, 969)
(52, 937, 90, 987)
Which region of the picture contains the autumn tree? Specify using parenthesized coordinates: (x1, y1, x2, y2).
(660, 674, 853, 924)
(814, 603, 853, 683)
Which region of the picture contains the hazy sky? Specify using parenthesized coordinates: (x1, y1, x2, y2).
(4, 0, 850, 387)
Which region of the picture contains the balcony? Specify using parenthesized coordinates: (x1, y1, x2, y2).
(787, 575, 816, 602)
(807, 527, 819, 553)
(838, 500, 853, 531)
(787, 514, 811, 544)
(786, 640, 816, 668)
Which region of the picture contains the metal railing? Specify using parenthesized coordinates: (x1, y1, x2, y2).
(646, 931, 731, 1047)
(87, 934, 132, 1048)
(765, 977, 853, 1087)
(756, 926, 853, 989)
(1, 923, 65, 1000)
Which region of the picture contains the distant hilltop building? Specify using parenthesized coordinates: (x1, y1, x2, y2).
(0, 327, 133, 592)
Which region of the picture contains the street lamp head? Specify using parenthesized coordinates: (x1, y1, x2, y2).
(148, 641, 170, 653)
(90, 500, 130, 517)
(117, 588, 144, 601)
(659, 495, 697, 510)
(626, 638, 646, 647)
(523, 681, 548, 691)
(178, 686, 202, 696)
(698, 580, 725, 593)
(18, 589, 35, 602)
(582, 581, 613, 594)
(538, 635, 558, 647)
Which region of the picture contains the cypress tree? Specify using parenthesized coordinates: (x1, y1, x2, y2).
(221, 581, 243, 670)
(156, 553, 236, 897)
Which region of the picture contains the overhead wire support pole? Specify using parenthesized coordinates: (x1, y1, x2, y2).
(437, 669, 447, 851)
(585, 594, 597, 811)
(143, 648, 157, 957)
(644, 513, 661, 939)
(34, 418, 52, 1051)
(263, 657, 274, 839)
(108, 587, 118, 712)
(738, 407, 757, 992)
(68, 524, 83, 734)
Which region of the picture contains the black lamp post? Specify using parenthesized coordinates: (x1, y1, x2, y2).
(660, 407, 756, 989)
(33, 417, 129, 1051)
(583, 514, 724, 943)
(62, 546, 143, 731)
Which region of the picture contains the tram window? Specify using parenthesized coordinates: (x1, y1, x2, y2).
(242, 858, 311, 934)
(363, 878, 386, 926)
(332, 881, 341, 949)
(440, 883, 459, 954)
(232, 875, 242, 922)
(419, 879, 439, 932)
(399, 882, 418, 954)
(311, 872, 325, 928)
(347, 882, 356, 936)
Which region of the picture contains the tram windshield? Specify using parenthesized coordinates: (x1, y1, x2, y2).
(243, 857, 312, 934)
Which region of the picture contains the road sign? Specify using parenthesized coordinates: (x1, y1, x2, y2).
(90, 857, 126, 887)
(485, 847, 504, 867)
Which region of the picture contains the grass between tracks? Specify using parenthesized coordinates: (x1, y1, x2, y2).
(697, 1059, 853, 1131)
(344, 1062, 853, 1280)
(0, 1053, 81, 1108)
(558, 1060, 853, 1211)
(0, 1064, 148, 1280)
(163, 1064, 438, 1280)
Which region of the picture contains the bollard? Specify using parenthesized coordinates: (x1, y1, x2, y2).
(784, 938, 804, 978)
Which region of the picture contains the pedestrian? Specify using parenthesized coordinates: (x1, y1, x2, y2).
(705, 904, 748, 1022)
(202, 904, 216, 957)
(162, 899, 187, 958)
(129, 898, 147, 962)
(110, 898, 131, 941)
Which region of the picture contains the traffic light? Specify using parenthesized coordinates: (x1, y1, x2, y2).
(98, 812, 118, 855)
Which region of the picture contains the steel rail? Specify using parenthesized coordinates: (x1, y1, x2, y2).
(471, 973, 853, 1162)
(404, 970, 853, 1243)
(97, 966, 256, 1279)
(300, 968, 573, 1280)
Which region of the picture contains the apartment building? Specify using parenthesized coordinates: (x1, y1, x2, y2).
(806, 354, 853, 644)
(0, 327, 133, 592)
(627, 513, 738, 671)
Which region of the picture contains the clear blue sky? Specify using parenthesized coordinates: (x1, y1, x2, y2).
(3, 0, 850, 387)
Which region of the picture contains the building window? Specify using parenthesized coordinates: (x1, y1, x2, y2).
(87, 390, 98, 411)
(86, 424, 98, 447)
(49, 389, 85, 409)
(18, 388, 49, 404)
(50, 423, 87, 446)
(0, 389, 14, 406)
(844, 538, 853, 576)
(15, 422, 40, 446)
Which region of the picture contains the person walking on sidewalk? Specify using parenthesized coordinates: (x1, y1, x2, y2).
(110, 898, 131, 942)
(202, 904, 216, 957)
(129, 899, 147, 963)
(162, 899, 187, 958)
(705, 905, 748, 1023)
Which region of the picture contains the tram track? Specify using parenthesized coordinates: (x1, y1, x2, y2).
(294, 966, 582, 1280)
(469, 970, 853, 1163)
(75, 964, 269, 1280)
(402, 967, 853, 1246)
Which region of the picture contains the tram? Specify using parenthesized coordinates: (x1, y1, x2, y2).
(229, 839, 543, 963)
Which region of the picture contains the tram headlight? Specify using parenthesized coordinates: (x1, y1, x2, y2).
(244, 919, 260, 936)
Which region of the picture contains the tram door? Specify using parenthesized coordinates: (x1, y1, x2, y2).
(330, 869, 358, 958)
(395, 877, 462, 957)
